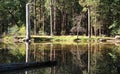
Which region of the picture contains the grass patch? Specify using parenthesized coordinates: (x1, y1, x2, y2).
(3, 35, 112, 43)
(52, 35, 111, 42)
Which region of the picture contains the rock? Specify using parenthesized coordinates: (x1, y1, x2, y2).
(115, 35, 120, 40)
(99, 39, 107, 42)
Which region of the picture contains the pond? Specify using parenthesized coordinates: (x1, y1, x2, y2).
(0, 42, 120, 74)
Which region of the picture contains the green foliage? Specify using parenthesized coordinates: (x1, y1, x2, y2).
(109, 21, 120, 35)
(9, 25, 19, 35)
(110, 29, 120, 35)
(18, 25, 26, 35)
(9, 44, 26, 57)
(99, 0, 120, 35)
(45, 0, 50, 15)
(0, 0, 120, 36)
(108, 53, 117, 62)
(0, 0, 27, 35)
(8, 25, 26, 36)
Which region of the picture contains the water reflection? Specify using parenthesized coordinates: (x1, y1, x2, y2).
(25, 42, 30, 74)
(0, 42, 120, 74)
(88, 41, 91, 74)
(25, 42, 30, 63)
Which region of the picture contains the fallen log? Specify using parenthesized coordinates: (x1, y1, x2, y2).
(0, 61, 57, 72)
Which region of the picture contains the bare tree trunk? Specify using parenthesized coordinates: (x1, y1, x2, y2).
(50, 0, 53, 36)
(39, 0, 42, 34)
(34, 0, 37, 35)
(43, 12, 45, 34)
(72, 0, 75, 19)
(88, 6, 91, 38)
(26, 3, 30, 40)
(61, 8, 66, 35)
(99, 28, 102, 37)
(53, 0, 56, 35)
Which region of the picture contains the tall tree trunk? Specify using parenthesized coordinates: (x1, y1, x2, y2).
(94, 7, 97, 37)
(99, 28, 102, 37)
(43, 11, 45, 34)
(61, 6, 66, 35)
(88, 6, 91, 38)
(42, 0, 45, 34)
(50, 0, 53, 36)
(34, 0, 37, 35)
(53, 0, 56, 35)
(64, 10, 67, 35)
(26, 3, 31, 40)
(39, 0, 44, 35)
(39, 0, 42, 34)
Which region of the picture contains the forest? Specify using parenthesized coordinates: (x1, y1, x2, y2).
(0, 0, 120, 37)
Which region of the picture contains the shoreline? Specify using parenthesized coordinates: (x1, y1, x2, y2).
(2, 35, 113, 43)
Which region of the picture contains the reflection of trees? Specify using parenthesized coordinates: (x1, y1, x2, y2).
(0, 43, 120, 74)
(0, 49, 22, 64)
(0, 43, 25, 64)
(87, 43, 120, 74)
(95, 46, 120, 74)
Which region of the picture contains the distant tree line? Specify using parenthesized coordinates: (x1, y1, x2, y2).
(0, 0, 120, 36)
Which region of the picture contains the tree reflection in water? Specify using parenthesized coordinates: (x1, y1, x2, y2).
(0, 42, 120, 74)
(25, 42, 30, 74)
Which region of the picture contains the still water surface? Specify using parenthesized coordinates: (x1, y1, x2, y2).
(0, 42, 120, 74)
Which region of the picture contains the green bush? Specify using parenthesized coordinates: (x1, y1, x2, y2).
(8, 25, 19, 35)
(18, 25, 26, 35)
(8, 25, 26, 36)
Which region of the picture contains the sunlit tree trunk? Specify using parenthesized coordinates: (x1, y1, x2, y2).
(26, 3, 30, 40)
(50, 0, 53, 36)
(53, 0, 56, 35)
(88, 6, 91, 38)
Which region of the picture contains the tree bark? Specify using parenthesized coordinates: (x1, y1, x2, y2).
(53, 0, 56, 35)
(26, 3, 30, 40)
(88, 6, 91, 38)
(61, 4, 66, 35)
(50, 0, 53, 36)
(34, 0, 37, 35)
